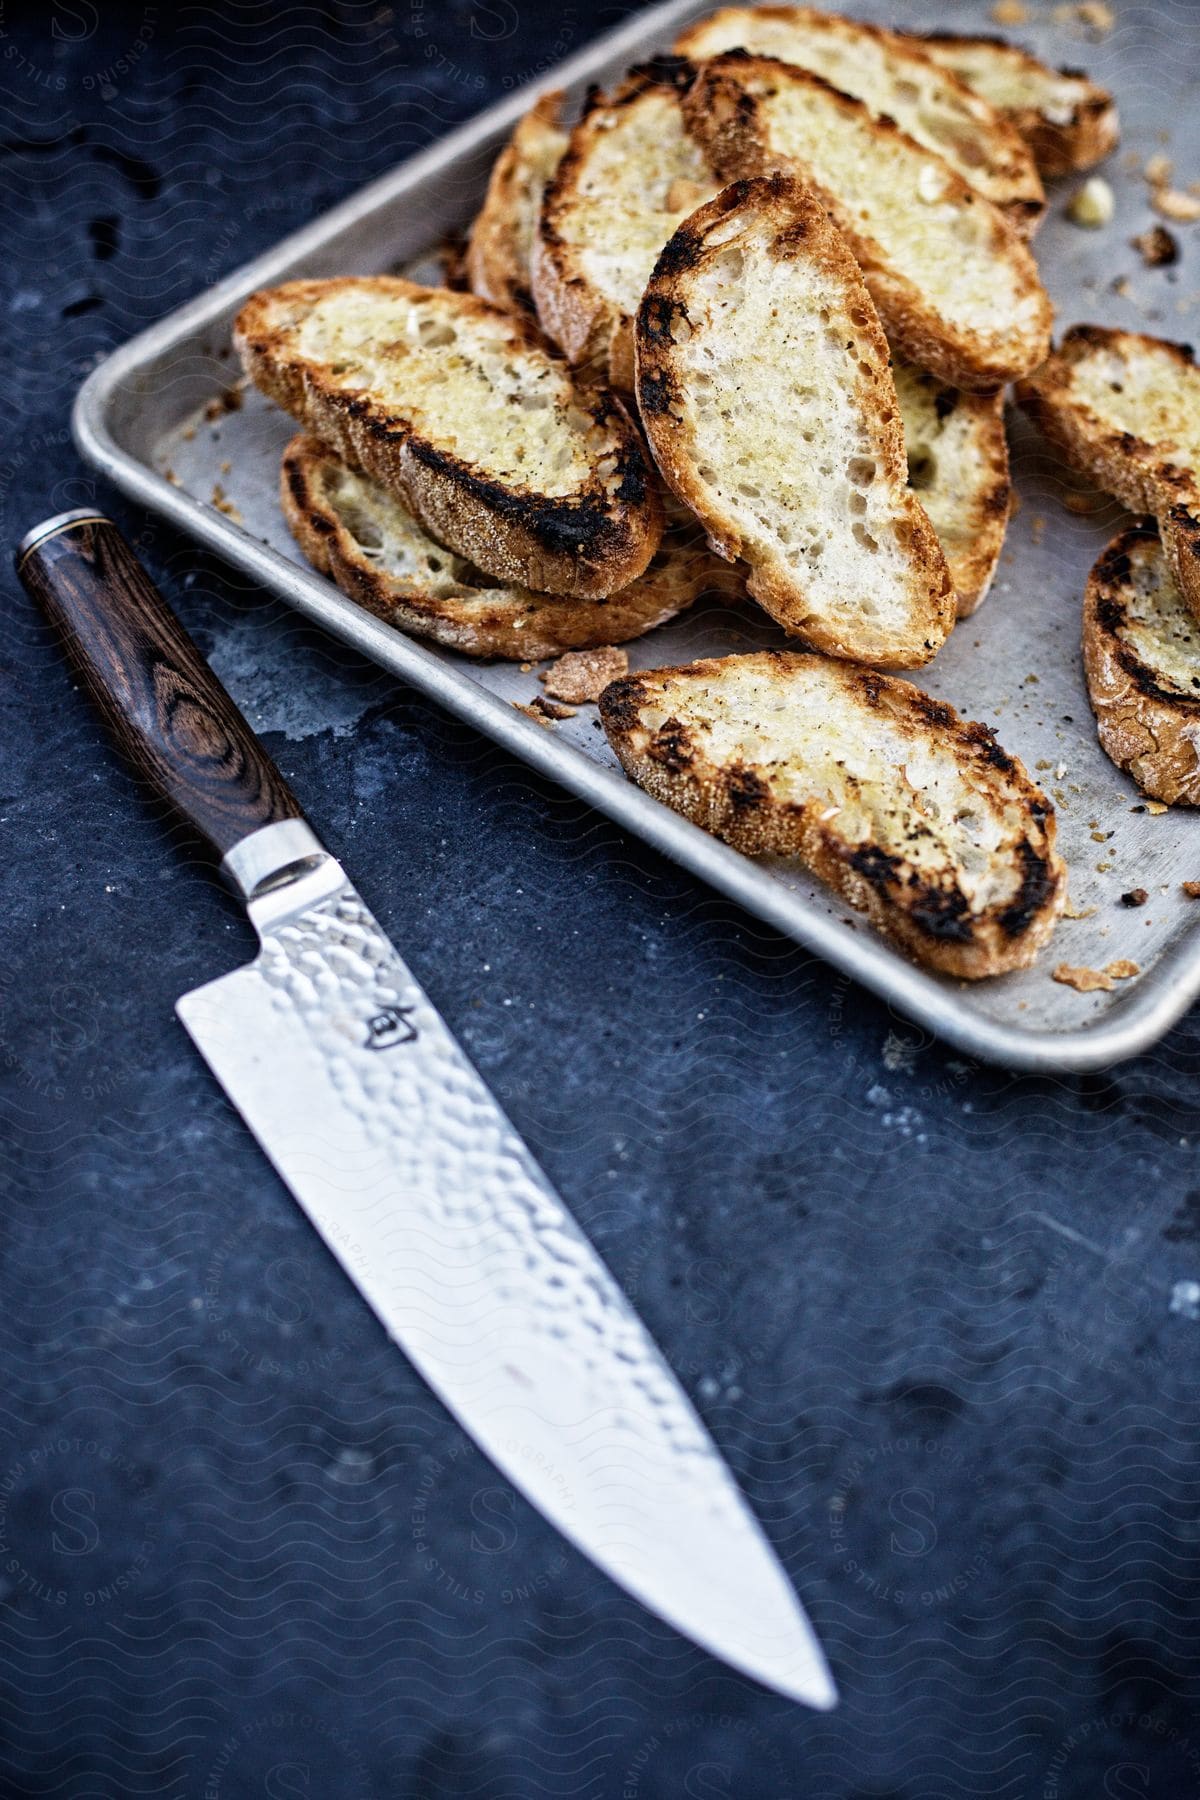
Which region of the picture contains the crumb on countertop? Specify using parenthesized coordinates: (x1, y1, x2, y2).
(1053, 963, 1114, 993)
(1146, 800, 1169, 814)
(210, 482, 243, 523)
(540, 645, 628, 704)
(1152, 189, 1200, 224)
(1183, 882, 1200, 898)
(513, 702, 556, 729)
(1064, 899, 1098, 920)
(1053, 0, 1115, 38)
(1068, 177, 1114, 228)
(203, 380, 246, 422)
(1120, 888, 1149, 907)
(989, 0, 1028, 22)
(1106, 959, 1140, 980)
(1132, 225, 1180, 267)
(530, 695, 576, 720)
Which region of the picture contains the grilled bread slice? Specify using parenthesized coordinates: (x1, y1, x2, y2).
(532, 58, 719, 390)
(674, 6, 1044, 234)
(635, 177, 955, 668)
(683, 53, 1053, 391)
(1084, 521, 1200, 806)
(466, 91, 569, 313)
(234, 276, 663, 599)
(911, 33, 1119, 178)
(1017, 326, 1200, 616)
(280, 435, 708, 661)
(599, 649, 1066, 977)
(894, 365, 1010, 618)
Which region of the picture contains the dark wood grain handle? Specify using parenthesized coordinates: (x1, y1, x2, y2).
(17, 511, 304, 860)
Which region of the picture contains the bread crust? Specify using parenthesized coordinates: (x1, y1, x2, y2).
(466, 90, 568, 313)
(673, 6, 1045, 234)
(532, 57, 714, 390)
(683, 53, 1053, 392)
(235, 276, 663, 600)
(634, 175, 954, 667)
(599, 649, 1065, 978)
(1083, 521, 1200, 806)
(279, 434, 712, 661)
(1017, 325, 1200, 616)
(913, 32, 1119, 178)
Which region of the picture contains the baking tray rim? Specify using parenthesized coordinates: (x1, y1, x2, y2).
(67, 0, 1200, 1077)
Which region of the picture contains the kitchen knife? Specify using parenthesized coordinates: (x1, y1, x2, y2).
(17, 509, 836, 1709)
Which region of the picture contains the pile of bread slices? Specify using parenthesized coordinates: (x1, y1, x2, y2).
(233, 5, 1200, 983)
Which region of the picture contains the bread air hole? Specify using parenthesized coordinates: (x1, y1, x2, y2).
(907, 445, 937, 490)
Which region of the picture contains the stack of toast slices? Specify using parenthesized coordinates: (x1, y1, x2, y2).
(231, 5, 1199, 984)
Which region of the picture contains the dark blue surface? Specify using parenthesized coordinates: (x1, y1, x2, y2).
(3, 3, 1200, 1795)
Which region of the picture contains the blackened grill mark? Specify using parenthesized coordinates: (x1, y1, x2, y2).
(728, 766, 768, 810)
(998, 840, 1058, 938)
(637, 370, 678, 417)
(655, 228, 705, 278)
(640, 294, 682, 347)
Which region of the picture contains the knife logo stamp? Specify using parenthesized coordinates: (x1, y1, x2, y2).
(364, 1003, 418, 1050)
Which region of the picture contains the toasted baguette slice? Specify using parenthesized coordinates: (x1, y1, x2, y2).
(674, 6, 1044, 233)
(234, 276, 663, 599)
(280, 434, 713, 661)
(1084, 521, 1200, 806)
(684, 53, 1053, 391)
(532, 58, 719, 390)
(1017, 326, 1200, 616)
(894, 364, 1010, 618)
(634, 177, 954, 667)
(466, 91, 569, 313)
(599, 650, 1065, 977)
(911, 33, 1119, 178)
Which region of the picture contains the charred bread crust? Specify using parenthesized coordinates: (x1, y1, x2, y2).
(1016, 325, 1200, 616)
(672, 6, 1045, 234)
(234, 276, 664, 599)
(466, 90, 568, 313)
(913, 32, 1119, 178)
(279, 434, 713, 661)
(634, 176, 955, 667)
(1083, 520, 1200, 806)
(532, 59, 714, 390)
(682, 53, 1053, 392)
(599, 649, 1065, 978)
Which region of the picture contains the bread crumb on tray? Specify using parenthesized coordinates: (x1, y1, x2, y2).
(540, 645, 628, 704)
(1053, 959, 1140, 993)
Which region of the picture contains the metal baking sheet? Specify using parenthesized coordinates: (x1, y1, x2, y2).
(72, 0, 1200, 1073)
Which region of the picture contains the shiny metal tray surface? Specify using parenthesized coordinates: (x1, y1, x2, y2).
(72, 0, 1200, 1072)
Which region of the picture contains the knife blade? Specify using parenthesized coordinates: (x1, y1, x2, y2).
(17, 509, 835, 1709)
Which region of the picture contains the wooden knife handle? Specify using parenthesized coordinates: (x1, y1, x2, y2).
(17, 510, 304, 861)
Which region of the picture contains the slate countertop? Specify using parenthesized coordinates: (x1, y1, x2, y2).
(4, 3, 1200, 1796)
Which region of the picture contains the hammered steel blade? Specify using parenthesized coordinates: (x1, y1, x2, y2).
(176, 859, 836, 1708)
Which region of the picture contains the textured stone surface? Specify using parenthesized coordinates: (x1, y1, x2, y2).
(3, 3, 1200, 1797)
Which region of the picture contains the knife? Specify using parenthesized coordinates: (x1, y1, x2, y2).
(17, 508, 836, 1709)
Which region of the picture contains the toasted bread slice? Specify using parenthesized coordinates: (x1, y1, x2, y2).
(683, 53, 1053, 391)
(674, 6, 1044, 233)
(894, 364, 1010, 618)
(280, 434, 713, 661)
(634, 177, 954, 667)
(599, 649, 1065, 977)
(1017, 326, 1200, 615)
(1083, 521, 1200, 806)
(234, 276, 663, 599)
(911, 33, 1119, 178)
(532, 58, 719, 390)
(466, 91, 569, 313)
